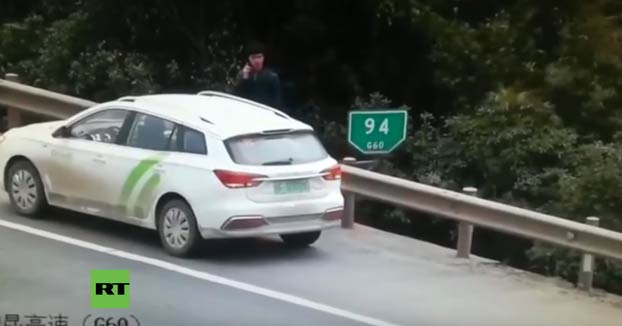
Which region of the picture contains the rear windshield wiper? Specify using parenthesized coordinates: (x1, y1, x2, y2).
(262, 158, 294, 165)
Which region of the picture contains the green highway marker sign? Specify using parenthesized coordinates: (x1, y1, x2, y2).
(348, 110, 408, 154)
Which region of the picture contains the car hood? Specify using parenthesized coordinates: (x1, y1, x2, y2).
(7, 120, 66, 138)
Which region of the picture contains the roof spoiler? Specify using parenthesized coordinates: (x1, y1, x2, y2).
(260, 128, 293, 135)
(117, 96, 138, 102)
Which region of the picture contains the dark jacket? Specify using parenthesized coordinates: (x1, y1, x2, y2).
(233, 68, 282, 109)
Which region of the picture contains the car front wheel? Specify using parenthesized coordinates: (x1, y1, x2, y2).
(280, 231, 321, 248)
(7, 160, 48, 217)
(157, 199, 201, 257)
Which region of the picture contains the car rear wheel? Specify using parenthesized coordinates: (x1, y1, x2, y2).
(157, 199, 201, 257)
(280, 231, 321, 248)
(7, 160, 48, 217)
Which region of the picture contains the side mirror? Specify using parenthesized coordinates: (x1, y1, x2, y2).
(53, 126, 70, 138)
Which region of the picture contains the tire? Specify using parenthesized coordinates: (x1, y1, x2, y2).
(157, 199, 201, 257)
(7, 160, 48, 217)
(280, 231, 321, 248)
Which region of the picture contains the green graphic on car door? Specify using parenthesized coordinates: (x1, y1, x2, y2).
(133, 173, 161, 218)
(121, 154, 167, 219)
(121, 156, 161, 200)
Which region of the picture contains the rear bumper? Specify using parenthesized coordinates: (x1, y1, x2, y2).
(191, 187, 344, 239)
(199, 217, 340, 239)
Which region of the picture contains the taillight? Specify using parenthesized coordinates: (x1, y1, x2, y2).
(321, 165, 341, 180)
(214, 170, 266, 188)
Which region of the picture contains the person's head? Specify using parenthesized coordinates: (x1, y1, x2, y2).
(245, 40, 265, 71)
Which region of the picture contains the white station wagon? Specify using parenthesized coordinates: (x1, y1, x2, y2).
(0, 91, 344, 256)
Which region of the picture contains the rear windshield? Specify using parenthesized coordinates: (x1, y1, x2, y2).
(225, 131, 329, 165)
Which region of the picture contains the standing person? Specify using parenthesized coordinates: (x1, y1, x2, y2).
(233, 40, 282, 109)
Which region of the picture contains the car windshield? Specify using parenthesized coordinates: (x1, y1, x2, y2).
(225, 131, 328, 165)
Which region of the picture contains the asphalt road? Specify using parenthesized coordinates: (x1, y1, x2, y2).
(0, 226, 371, 326)
(1, 193, 621, 326)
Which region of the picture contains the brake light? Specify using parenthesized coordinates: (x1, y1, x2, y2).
(214, 170, 266, 188)
(321, 165, 341, 180)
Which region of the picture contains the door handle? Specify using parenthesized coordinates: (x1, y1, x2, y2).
(93, 155, 106, 164)
(154, 164, 165, 173)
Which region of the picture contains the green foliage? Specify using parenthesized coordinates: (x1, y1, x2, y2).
(408, 112, 463, 189)
(64, 44, 160, 101)
(447, 88, 577, 205)
(185, 19, 243, 93)
(558, 143, 622, 231)
(527, 243, 622, 294)
(0, 6, 161, 101)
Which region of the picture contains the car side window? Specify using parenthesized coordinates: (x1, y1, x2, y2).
(126, 113, 176, 151)
(69, 109, 129, 144)
(181, 127, 207, 155)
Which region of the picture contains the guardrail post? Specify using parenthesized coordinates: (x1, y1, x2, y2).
(457, 187, 477, 258)
(341, 157, 357, 229)
(4, 73, 23, 130)
(578, 216, 599, 292)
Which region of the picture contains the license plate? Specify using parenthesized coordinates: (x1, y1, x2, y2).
(273, 180, 310, 195)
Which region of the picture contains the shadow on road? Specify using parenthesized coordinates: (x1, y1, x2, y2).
(15, 205, 325, 264)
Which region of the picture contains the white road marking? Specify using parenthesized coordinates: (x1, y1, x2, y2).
(0, 218, 400, 326)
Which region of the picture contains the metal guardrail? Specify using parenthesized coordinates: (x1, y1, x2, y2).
(1, 74, 621, 292)
(0, 75, 95, 128)
(340, 161, 622, 261)
(340, 159, 622, 293)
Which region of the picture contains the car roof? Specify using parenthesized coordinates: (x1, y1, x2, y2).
(103, 92, 313, 140)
